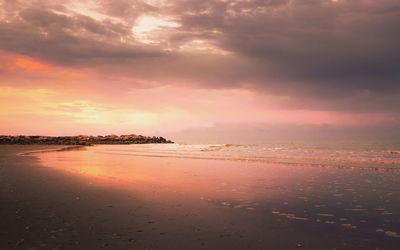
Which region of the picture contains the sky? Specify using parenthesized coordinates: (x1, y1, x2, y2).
(0, 0, 399, 143)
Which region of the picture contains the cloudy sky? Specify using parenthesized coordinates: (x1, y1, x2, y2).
(1, 0, 399, 142)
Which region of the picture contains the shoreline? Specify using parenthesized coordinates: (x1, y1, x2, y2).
(0, 145, 202, 249)
(1, 145, 400, 249)
(80, 151, 400, 173)
(22, 143, 398, 173)
(17, 145, 88, 156)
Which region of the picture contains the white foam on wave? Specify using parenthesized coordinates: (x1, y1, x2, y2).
(83, 141, 400, 172)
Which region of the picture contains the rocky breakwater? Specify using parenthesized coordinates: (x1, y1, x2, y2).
(0, 134, 174, 145)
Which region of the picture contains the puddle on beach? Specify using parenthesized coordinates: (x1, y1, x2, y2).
(32, 145, 400, 249)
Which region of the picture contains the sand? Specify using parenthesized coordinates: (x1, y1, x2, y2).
(1, 145, 400, 249)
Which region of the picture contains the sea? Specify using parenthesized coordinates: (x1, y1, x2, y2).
(88, 140, 400, 171)
(27, 140, 400, 249)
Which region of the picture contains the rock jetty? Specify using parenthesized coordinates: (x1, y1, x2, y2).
(0, 134, 173, 145)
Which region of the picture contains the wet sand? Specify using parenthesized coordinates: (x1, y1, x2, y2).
(1, 145, 400, 249)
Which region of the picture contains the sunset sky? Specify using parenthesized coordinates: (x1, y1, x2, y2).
(1, 0, 399, 142)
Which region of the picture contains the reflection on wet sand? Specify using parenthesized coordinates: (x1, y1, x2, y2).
(34, 145, 400, 249)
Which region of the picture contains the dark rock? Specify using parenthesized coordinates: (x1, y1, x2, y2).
(0, 134, 174, 145)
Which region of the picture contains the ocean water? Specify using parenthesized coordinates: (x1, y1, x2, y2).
(90, 141, 400, 171)
(28, 141, 400, 249)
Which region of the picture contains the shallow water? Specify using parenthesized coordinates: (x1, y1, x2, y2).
(88, 141, 400, 170)
(32, 143, 400, 249)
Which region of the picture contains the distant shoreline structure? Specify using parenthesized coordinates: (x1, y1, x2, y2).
(0, 134, 174, 145)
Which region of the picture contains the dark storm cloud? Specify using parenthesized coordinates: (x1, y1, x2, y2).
(171, 0, 400, 93)
(163, 0, 400, 113)
(1, 0, 400, 113)
(0, 1, 167, 66)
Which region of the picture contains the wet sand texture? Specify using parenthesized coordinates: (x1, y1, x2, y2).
(1, 145, 400, 249)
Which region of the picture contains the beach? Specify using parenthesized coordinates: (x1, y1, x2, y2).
(2, 0, 400, 249)
(1, 144, 400, 249)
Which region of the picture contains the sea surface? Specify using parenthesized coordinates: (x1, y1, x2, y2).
(30, 141, 400, 249)
(89, 141, 400, 170)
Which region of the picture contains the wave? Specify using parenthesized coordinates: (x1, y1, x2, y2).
(94, 143, 400, 166)
(19, 143, 400, 172)
(92, 149, 400, 172)
(17, 145, 88, 156)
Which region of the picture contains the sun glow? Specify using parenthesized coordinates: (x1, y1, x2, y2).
(179, 39, 231, 55)
(132, 15, 180, 44)
(130, 112, 157, 126)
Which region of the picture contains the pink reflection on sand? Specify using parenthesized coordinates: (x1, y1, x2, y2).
(35, 146, 310, 204)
